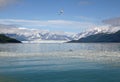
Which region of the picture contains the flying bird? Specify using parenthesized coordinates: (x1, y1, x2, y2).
(58, 9, 64, 15)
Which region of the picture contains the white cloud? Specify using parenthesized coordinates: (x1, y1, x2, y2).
(0, 19, 97, 32)
(0, 19, 120, 35)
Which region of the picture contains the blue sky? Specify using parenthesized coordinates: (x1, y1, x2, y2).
(0, 0, 120, 33)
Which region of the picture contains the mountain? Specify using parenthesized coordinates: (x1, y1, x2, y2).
(69, 30, 120, 43)
(0, 34, 21, 43)
(72, 26, 120, 40)
(0, 24, 120, 43)
(5, 31, 73, 42)
(0, 24, 73, 42)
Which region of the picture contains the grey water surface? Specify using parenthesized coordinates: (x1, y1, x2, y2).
(0, 43, 120, 82)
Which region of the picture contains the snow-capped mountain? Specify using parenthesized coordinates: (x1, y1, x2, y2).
(73, 26, 120, 40)
(5, 32, 73, 41)
(0, 24, 74, 42)
(0, 24, 120, 43)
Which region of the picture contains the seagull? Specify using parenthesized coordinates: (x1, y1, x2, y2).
(58, 9, 64, 15)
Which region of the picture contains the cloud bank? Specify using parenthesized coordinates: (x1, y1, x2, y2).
(0, 19, 96, 32)
(1, 17, 120, 33)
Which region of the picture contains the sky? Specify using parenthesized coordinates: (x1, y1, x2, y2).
(0, 0, 120, 33)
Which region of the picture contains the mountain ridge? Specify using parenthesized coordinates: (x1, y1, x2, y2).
(0, 24, 120, 43)
(68, 30, 120, 43)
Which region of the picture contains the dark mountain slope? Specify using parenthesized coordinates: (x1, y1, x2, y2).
(69, 30, 120, 43)
(0, 34, 21, 43)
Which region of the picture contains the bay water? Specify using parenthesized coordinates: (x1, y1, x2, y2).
(0, 43, 120, 82)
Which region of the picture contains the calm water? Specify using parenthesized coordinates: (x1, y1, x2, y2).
(0, 43, 120, 82)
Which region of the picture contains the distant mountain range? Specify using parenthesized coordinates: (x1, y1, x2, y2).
(0, 34, 21, 43)
(0, 24, 120, 43)
(0, 24, 73, 42)
(5, 33, 73, 42)
(69, 30, 120, 43)
(72, 26, 120, 40)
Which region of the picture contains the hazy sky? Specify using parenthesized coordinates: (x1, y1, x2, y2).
(0, 0, 120, 33)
